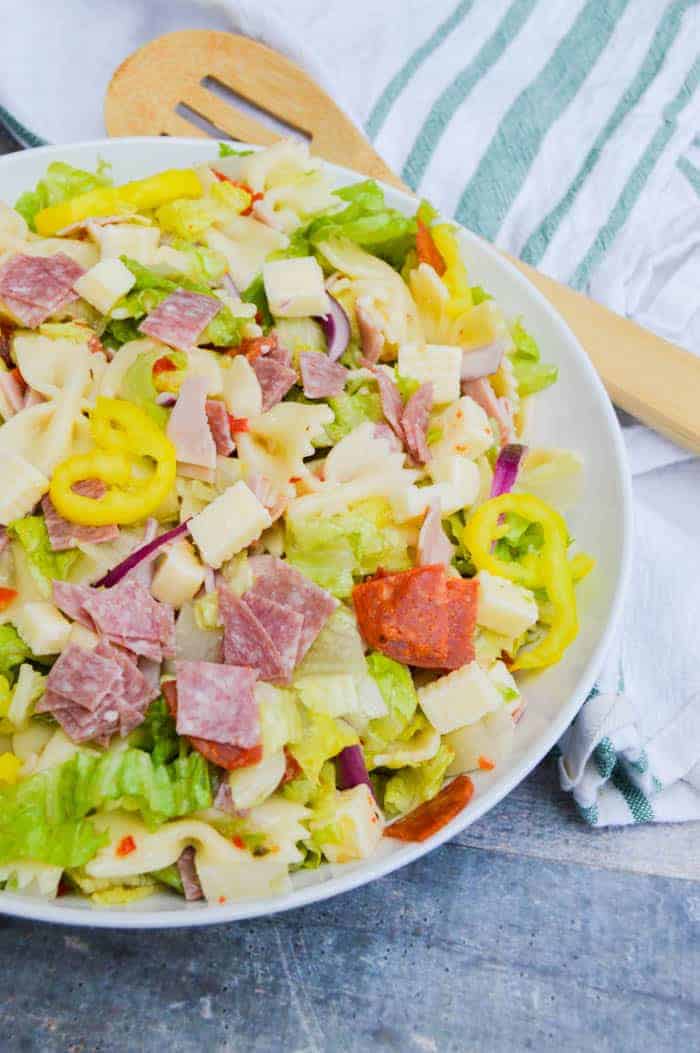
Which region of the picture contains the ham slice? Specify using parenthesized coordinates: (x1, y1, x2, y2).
(299, 352, 347, 399)
(139, 289, 221, 351)
(462, 377, 514, 445)
(417, 500, 454, 568)
(401, 382, 433, 465)
(174, 659, 259, 747)
(205, 399, 235, 456)
(42, 479, 119, 552)
(0, 253, 83, 328)
(167, 374, 216, 470)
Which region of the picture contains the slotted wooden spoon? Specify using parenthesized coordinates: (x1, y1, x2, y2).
(105, 30, 700, 453)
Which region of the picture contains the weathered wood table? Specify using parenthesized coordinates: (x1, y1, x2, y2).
(0, 128, 697, 1052)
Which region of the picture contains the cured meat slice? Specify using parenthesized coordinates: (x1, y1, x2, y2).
(401, 382, 433, 465)
(243, 593, 304, 682)
(205, 399, 235, 456)
(82, 578, 175, 656)
(372, 367, 404, 438)
(174, 659, 259, 747)
(462, 377, 514, 446)
(52, 581, 95, 628)
(218, 584, 286, 682)
(0, 253, 84, 328)
(250, 355, 297, 412)
(176, 846, 204, 901)
(444, 577, 479, 670)
(167, 375, 217, 470)
(139, 289, 221, 351)
(42, 479, 119, 552)
(246, 556, 337, 663)
(355, 301, 384, 366)
(352, 564, 451, 668)
(385, 775, 474, 842)
(162, 678, 263, 771)
(417, 500, 453, 568)
(299, 352, 347, 399)
(45, 644, 122, 711)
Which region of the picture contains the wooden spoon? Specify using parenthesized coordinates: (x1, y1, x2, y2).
(105, 29, 700, 453)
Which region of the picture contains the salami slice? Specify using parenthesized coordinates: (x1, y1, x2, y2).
(175, 659, 259, 746)
(417, 500, 453, 568)
(83, 578, 175, 656)
(218, 584, 286, 681)
(42, 479, 119, 552)
(401, 382, 433, 465)
(372, 367, 404, 438)
(356, 301, 384, 366)
(205, 399, 235, 456)
(167, 375, 217, 470)
(250, 355, 297, 412)
(299, 352, 347, 399)
(246, 556, 337, 663)
(352, 564, 451, 668)
(176, 846, 204, 901)
(162, 678, 263, 771)
(0, 253, 84, 328)
(243, 593, 304, 682)
(46, 644, 122, 711)
(139, 289, 221, 351)
(52, 581, 95, 628)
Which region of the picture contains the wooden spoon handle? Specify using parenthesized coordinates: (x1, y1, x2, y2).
(105, 29, 700, 453)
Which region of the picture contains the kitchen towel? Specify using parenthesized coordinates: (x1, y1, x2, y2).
(0, 0, 698, 826)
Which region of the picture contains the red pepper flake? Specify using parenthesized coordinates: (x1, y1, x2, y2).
(0, 587, 17, 611)
(116, 835, 137, 857)
(88, 333, 106, 356)
(211, 170, 263, 216)
(153, 356, 177, 376)
(218, 895, 227, 905)
(478, 756, 496, 771)
(232, 835, 246, 850)
(227, 415, 250, 434)
(416, 218, 446, 276)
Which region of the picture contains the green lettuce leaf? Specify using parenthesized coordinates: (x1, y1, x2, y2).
(509, 320, 558, 397)
(14, 160, 112, 231)
(169, 239, 228, 284)
(381, 742, 454, 818)
(128, 697, 185, 767)
(288, 710, 357, 785)
(121, 347, 187, 427)
(8, 516, 79, 596)
(492, 512, 545, 565)
(218, 143, 253, 158)
(286, 498, 410, 598)
(364, 653, 418, 748)
(0, 627, 31, 682)
(324, 387, 383, 445)
(305, 180, 417, 270)
(150, 863, 184, 894)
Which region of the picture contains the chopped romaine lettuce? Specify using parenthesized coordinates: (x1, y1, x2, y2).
(129, 697, 186, 767)
(121, 347, 186, 427)
(305, 180, 417, 270)
(381, 742, 454, 817)
(169, 239, 228, 285)
(509, 320, 558, 397)
(218, 143, 253, 158)
(288, 709, 357, 784)
(8, 516, 79, 596)
(0, 627, 31, 683)
(364, 653, 418, 748)
(324, 387, 383, 445)
(15, 159, 112, 231)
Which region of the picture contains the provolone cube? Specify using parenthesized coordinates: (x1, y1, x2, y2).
(429, 454, 480, 514)
(221, 355, 263, 418)
(475, 570, 538, 638)
(489, 659, 522, 716)
(418, 660, 503, 734)
(0, 455, 49, 525)
(94, 224, 160, 265)
(313, 785, 384, 863)
(14, 603, 71, 656)
(446, 707, 515, 776)
(397, 343, 462, 404)
(189, 481, 271, 568)
(74, 258, 135, 315)
(432, 395, 493, 461)
(263, 257, 329, 318)
(151, 539, 206, 607)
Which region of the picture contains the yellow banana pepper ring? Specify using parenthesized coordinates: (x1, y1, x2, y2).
(34, 169, 203, 236)
(49, 398, 176, 527)
(430, 224, 473, 316)
(463, 492, 590, 671)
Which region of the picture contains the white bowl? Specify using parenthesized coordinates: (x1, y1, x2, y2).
(0, 138, 632, 928)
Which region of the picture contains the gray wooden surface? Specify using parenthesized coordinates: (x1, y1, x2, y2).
(0, 124, 698, 1052)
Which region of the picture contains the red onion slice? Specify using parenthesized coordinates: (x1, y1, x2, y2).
(460, 340, 506, 382)
(96, 520, 191, 588)
(490, 443, 527, 498)
(316, 293, 350, 362)
(155, 392, 177, 407)
(336, 744, 373, 794)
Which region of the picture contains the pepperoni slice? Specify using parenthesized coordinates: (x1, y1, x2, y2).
(161, 679, 263, 772)
(444, 577, 479, 669)
(384, 775, 474, 842)
(353, 565, 450, 668)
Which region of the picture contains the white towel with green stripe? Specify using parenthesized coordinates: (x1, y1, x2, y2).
(1, 0, 699, 827)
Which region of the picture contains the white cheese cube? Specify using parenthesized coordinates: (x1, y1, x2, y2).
(74, 258, 135, 315)
(186, 348, 223, 396)
(0, 455, 49, 524)
(93, 224, 160, 265)
(151, 539, 206, 608)
(14, 603, 71, 656)
(446, 707, 515, 776)
(189, 481, 271, 569)
(221, 355, 263, 419)
(226, 749, 286, 811)
(397, 343, 462, 404)
(263, 257, 329, 318)
(418, 660, 503, 734)
(475, 570, 538, 638)
(432, 395, 493, 461)
(489, 659, 522, 717)
(430, 455, 480, 514)
(67, 624, 99, 650)
(205, 218, 288, 292)
(313, 785, 384, 863)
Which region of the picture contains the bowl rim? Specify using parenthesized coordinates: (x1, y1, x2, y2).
(0, 137, 633, 929)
